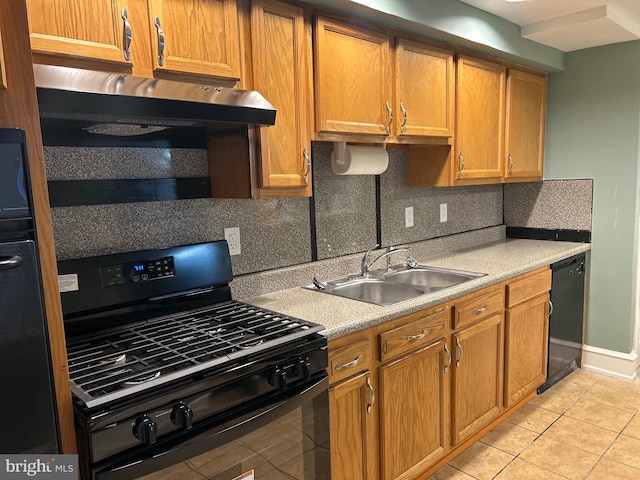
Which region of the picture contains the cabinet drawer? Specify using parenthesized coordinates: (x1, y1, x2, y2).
(506, 268, 551, 308)
(453, 286, 503, 329)
(379, 309, 448, 362)
(329, 340, 372, 384)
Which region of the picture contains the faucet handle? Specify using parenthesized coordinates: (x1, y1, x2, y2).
(364, 243, 380, 258)
(361, 243, 380, 275)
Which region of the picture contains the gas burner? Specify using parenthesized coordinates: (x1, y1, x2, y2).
(99, 354, 127, 366)
(234, 334, 264, 350)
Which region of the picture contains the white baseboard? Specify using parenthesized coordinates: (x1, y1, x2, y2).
(581, 344, 639, 381)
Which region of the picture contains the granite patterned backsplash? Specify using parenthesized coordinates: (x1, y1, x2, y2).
(504, 179, 593, 231)
(46, 144, 506, 277)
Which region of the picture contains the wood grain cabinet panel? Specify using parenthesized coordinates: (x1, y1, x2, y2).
(148, 0, 241, 80)
(314, 17, 392, 135)
(251, 0, 312, 193)
(504, 293, 549, 408)
(504, 69, 546, 182)
(379, 340, 449, 480)
(452, 313, 503, 445)
(26, 0, 131, 66)
(455, 55, 506, 185)
(330, 371, 377, 480)
(394, 39, 454, 138)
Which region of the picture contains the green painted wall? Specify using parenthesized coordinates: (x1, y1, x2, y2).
(545, 41, 640, 353)
(305, 0, 565, 71)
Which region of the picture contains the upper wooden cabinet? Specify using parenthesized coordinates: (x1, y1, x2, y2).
(314, 17, 392, 136)
(314, 18, 454, 141)
(208, 0, 313, 198)
(455, 55, 506, 185)
(394, 39, 454, 138)
(26, 0, 132, 67)
(25, 0, 242, 82)
(148, 0, 241, 80)
(251, 0, 313, 194)
(504, 69, 546, 182)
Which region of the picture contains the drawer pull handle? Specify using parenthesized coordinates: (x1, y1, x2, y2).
(444, 342, 451, 373)
(121, 8, 132, 61)
(385, 101, 393, 134)
(473, 305, 488, 315)
(154, 17, 165, 66)
(335, 355, 362, 371)
(507, 153, 514, 177)
(457, 151, 465, 178)
(455, 337, 463, 367)
(303, 147, 311, 185)
(400, 102, 408, 133)
(366, 376, 375, 414)
(407, 330, 427, 341)
(548, 300, 554, 316)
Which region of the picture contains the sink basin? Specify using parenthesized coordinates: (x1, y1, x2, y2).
(308, 264, 486, 306)
(322, 278, 426, 306)
(383, 265, 485, 290)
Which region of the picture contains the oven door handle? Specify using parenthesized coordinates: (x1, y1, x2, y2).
(93, 374, 328, 480)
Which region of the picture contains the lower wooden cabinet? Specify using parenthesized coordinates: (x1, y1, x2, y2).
(328, 269, 551, 480)
(329, 371, 377, 480)
(379, 340, 449, 480)
(451, 313, 503, 445)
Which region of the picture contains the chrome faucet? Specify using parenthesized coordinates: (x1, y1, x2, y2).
(361, 244, 418, 276)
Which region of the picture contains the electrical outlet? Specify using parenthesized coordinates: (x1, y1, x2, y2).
(224, 227, 241, 255)
(440, 203, 448, 223)
(405, 206, 414, 228)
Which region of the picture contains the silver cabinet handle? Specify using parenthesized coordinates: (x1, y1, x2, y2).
(548, 300, 554, 316)
(400, 102, 408, 133)
(457, 151, 465, 178)
(385, 100, 393, 134)
(303, 147, 311, 185)
(473, 305, 488, 315)
(121, 8, 132, 61)
(0, 255, 22, 271)
(455, 337, 463, 367)
(335, 355, 362, 371)
(154, 17, 165, 67)
(444, 342, 451, 373)
(406, 330, 426, 341)
(507, 153, 514, 177)
(366, 376, 375, 414)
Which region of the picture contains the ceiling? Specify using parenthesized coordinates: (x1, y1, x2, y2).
(459, 0, 640, 52)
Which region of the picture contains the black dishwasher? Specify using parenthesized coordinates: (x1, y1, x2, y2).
(538, 253, 586, 393)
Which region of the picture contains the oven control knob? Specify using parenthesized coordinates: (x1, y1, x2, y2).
(171, 402, 194, 430)
(269, 367, 287, 391)
(295, 359, 312, 380)
(133, 416, 157, 445)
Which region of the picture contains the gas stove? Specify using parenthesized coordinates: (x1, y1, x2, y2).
(58, 241, 329, 480)
(67, 300, 322, 408)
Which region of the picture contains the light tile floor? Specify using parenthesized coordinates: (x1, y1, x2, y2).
(429, 369, 640, 480)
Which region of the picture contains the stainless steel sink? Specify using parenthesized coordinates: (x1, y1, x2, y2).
(383, 265, 486, 290)
(307, 264, 486, 306)
(320, 277, 427, 306)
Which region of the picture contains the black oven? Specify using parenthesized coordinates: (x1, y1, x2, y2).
(58, 242, 330, 480)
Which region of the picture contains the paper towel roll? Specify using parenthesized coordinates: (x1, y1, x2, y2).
(330, 143, 389, 175)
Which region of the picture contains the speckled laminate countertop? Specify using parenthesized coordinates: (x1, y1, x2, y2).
(245, 239, 590, 340)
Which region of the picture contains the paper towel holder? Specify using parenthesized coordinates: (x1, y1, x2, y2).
(332, 141, 388, 173)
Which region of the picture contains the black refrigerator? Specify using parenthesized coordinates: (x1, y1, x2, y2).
(0, 128, 60, 453)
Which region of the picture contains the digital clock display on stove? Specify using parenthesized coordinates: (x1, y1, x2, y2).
(99, 256, 176, 287)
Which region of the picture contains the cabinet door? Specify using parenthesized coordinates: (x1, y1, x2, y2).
(149, 0, 241, 80)
(504, 293, 549, 408)
(379, 340, 449, 480)
(452, 314, 503, 445)
(26, 0, 131, 66)
(314, 17, 392, 135)
(504, 69, 546, 182)
(330, 371, 377, 480)
(395, 39, 454, 138)
(455, 56, 505, 184)
(251, 0, 312, 195)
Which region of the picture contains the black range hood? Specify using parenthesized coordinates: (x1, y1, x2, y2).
(34, 64, 276, 131)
